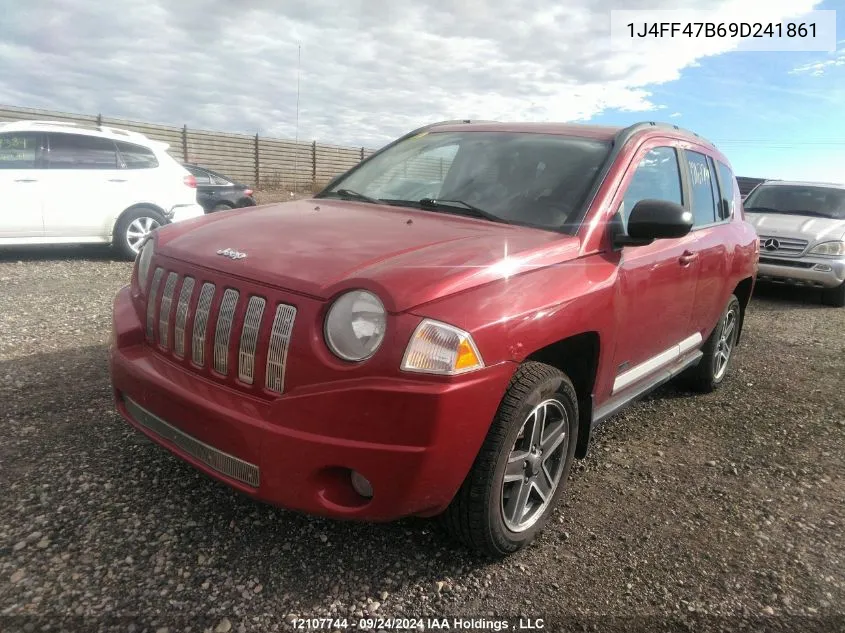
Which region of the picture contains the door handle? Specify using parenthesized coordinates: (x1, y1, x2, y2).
(679, 250, 698, 266)
(14, 178, 38, 183)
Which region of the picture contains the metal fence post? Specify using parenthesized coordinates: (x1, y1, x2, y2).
(311, 141, 317, 191)
(182, 125, 188, 163)
(360, 147, 364, 161)
(96, 113, 102, 127)
(254, 134, 260, 188)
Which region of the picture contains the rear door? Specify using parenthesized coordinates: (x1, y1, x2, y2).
(41, 133, 123, 239)
(683, 150, 733, 337)
(0, 131, 45, 238)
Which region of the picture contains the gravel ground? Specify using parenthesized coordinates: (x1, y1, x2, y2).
(1, 244, 843, 633)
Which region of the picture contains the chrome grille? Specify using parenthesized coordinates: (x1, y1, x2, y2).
(143, 268, 296, 395)
(145, 268, 164, 341)
(238, 296, 266, 384)
(266, 304, 297, 393)
(158, 272, 178, 348)
(124, 396, 260, 487)
(758, 235, 808, 257)
(191, 283, 216, 367)
(213, 289, 240, 375)
(173, 277, 195, 358)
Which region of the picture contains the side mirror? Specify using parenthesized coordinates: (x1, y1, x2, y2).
(615, 199, 693, 247)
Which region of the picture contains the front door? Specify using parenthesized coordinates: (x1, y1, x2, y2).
(0, 131, 44, 238)
(611, 142, 701, 396)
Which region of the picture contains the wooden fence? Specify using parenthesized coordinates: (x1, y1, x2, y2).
(0, 104, 376, 191)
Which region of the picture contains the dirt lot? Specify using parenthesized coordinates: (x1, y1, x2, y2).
(0, 241, 843, 633)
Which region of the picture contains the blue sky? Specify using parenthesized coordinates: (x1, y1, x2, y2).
(590, 1, 845, 182)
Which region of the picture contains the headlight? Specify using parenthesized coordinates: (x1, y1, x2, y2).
(808, 240, 845, 257)
(324, 290, 386, 361)
(136, 237, 155, 291)
(401, 319, 484, 375)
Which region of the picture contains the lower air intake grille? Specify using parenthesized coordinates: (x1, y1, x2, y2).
(124, 396, 260, 487)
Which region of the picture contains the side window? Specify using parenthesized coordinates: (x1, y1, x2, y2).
(621, 146, 683, 226)
(0, 132, 40, 169)
(116, 141, 159, 169)
(186, 166, 212, 184)
(685, 151, 718, 226)
(210, 174, 230, 185)
(715, 160, 737, 219)
(47, 134, 119, 169)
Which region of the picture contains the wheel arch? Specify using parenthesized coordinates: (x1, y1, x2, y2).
(732, 276, 754, 345)
(524, 331, 600, 459)
(110, 203, 168, 240)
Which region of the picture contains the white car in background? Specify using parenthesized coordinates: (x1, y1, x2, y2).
(0, 120, 204, 258)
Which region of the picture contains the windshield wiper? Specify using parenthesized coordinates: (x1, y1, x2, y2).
(417, 198, 505, 223)
(743, 206, 781, 213)
(331, 188, 383, 204)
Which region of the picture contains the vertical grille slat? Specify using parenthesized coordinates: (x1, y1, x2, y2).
(266, 304, 297, 394)
(145, 268, 164, 341)
(158, 273, 178, 349)
(238, 297, 266, 384)
(173, 277, 195, 358)
(191, 283, 216, 367)
(213, 289, 240, 375)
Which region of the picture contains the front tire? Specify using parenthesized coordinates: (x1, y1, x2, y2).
(113, 207, 165, 260)
(441, 362, 578, 557)
(683, 294, 741, 393)
(822, 282, 845, 307)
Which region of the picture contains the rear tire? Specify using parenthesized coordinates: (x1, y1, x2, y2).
(212, 202, 234, 212)
(441, 362, 578, 557)
(822, 282, 845, 307)
(683, 295, 741, 393)
(113, 207, 165, 260)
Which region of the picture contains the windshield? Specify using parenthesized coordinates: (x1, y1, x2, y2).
(320, 131, 611, 233)
(744, 184, 845, 220)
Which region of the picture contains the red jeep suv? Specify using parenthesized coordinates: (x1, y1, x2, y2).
(110, 121, 759, 556)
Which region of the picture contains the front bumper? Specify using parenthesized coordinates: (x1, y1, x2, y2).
(757, 255, 845, 289)
(167, 204, 205, 223)
(109, 286, 515, 521)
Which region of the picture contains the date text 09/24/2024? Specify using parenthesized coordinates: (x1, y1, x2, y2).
(291, 617, 546, 630)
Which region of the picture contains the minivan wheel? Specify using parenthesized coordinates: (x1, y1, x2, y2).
(683, 294, 741, 393)
(822, 282, 845, 307)
(440, 362, 578, 557)
(113, 208, 165, 259)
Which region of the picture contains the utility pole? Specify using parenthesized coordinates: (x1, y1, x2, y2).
(292, 42, 301, 193)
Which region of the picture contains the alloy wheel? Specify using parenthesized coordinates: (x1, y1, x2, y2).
(126, 217, 161, 254)
(713, 306, 738, 381)
(501, 399, 569, 532)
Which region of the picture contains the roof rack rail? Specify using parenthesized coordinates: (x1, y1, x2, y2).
(614, 121, 716, 148)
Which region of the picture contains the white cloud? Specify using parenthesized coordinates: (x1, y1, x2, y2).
(0, 0, 822, 147)
(790, 52, 845, 76)
(669, 112, 682, 118)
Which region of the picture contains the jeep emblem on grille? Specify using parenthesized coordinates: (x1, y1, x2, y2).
(217, 248, 247, 260)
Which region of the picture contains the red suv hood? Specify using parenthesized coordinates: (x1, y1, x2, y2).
(156, 199, 580, 312)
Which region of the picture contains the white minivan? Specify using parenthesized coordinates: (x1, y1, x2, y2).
(0, 120, 204, 258)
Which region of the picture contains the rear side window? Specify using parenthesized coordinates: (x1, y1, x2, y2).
(0, 132, 40, 169)
(47, 133, 119, 169)
(210, 173, 230, 185)
(622, 146, 683, 224)
(185, 165, 211, 183)
(116, 141, 159, 169)
(685, 151, 718, 226)
(715, 160, 736, 219)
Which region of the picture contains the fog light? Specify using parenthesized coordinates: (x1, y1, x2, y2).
(814, 264, 833, 272)
(350, 471, 373, 498)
